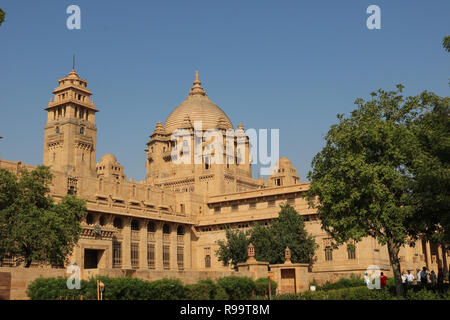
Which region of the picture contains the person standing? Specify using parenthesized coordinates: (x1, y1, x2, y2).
(420, 267, 428, 287)
(380, 272, 388, 289)
(406, 270, 414, 286)
(430, 270, 437, 285)
(437, 268, 444, 285)
(416, 268, 421, 285)
(401, 271, 408, 292)
(364, 272, 370, 286)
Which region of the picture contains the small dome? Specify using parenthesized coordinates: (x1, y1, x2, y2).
(270, 157, 296, 176)
(164, 71, 233, 133)
(99, 153, 117, 164)
(278, 157, 293, 167)
(67, 69, 81, 79)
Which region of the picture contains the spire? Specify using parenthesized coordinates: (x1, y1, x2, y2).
(189, 70, 207, 97)
(152, 120, 166, 135)
(217, 116, 228, 130)
(181, 115, 193, 129)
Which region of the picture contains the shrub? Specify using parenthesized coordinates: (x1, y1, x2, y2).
(27, 277, 71, 300)
(147, 278, 186, 300)
(216, 276, 256, 300)
(273, 284, 450, 300)
(316, 274, 364, 291)
(254, 278, 277, 297)
(185, 279, 217, 300)
(27, 276, 186, 300)
(214, 285, 229, 300)
(94, 276, 153, 300)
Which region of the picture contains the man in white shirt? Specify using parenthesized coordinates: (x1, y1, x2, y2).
(401, 271, 408, 284)
(407, 270, 415, 284)
(416, 268, 421, 285)
(364, 272, 370, 286)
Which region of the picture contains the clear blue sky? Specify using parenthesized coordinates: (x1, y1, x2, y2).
(0, 0, 449, 181)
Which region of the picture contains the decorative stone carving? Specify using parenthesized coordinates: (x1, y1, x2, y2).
(284, 246, 292, 264)
(248, 243, 255, 259)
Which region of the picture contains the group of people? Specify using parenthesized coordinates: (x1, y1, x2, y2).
(409, 267, 446, 286)
(363, 267, 447, 289)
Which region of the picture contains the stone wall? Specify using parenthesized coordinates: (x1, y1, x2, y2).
(0, 267, 67, 300)
(0, 272, 11, 300)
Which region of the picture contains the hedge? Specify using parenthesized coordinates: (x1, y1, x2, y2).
(216, 276, 256, 300)
(28, 275, 448, 300)
(312, 274, 364, 291)
(255, 277, 277, 297)
(274, 285, 450, 300)
(27, 275, 263, 300)
(185, 279, 217, 300)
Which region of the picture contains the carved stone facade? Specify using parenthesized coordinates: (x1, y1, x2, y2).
(0, 69, 448, 284)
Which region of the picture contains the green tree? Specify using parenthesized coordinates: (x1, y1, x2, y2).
(443, 35, 450, 53)
(0, 166, 87, 267)
(250, 204, 316, 264)
(306, 85, 434, 296)
(0, 9, 5, 26)
(408, 93, 450, 243)
(216, 204, 316, 268)
(216, 228, 249, 270)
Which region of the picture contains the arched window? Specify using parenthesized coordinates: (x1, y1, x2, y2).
(86, 213, 93, 225)
(131, 219, 140, 231)
(147, 222, 156, 233)
(325, 246, 333, 261)
(80, 127, 85, 135)
(113, 217, 123, 229)
(99, 216, 106, 226)
(177, 226, 184, 236)
(205, 255, 211, 268)
(55, 126, 60, 134)
(163, 224, 170, 234)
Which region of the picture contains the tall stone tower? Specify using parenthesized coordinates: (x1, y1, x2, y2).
(43, 69, 98, 178)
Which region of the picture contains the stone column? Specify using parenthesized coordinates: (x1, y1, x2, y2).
(139, 219, 148, 269)
(155, 222, 163, 270)
(425, 240, 432, 270)
(122, 217, 132, 269)
(170, 223, 178, 270)
(184, 226, 191, 270)
(442, 245, 448, 274)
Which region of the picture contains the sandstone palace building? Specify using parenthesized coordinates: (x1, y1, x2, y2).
(0, 69, 448, 291)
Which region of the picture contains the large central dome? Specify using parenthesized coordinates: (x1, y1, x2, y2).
(164, 71, 233, 133)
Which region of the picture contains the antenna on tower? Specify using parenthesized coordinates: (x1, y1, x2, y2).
(72, 54, 76, 71)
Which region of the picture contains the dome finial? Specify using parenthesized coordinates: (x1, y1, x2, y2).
(189, 69, 206, 97)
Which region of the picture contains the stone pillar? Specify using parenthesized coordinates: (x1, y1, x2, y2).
(170, 223, 178, 270)
(155, 222, 163, 270)
(436, 244, 443, 270)
(425, 241, 432, 270)
(184, 226, 191, 270)
(139, 219, 148, 269)
(122, 217, 132, 269)
(442, 245, 448, 274)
